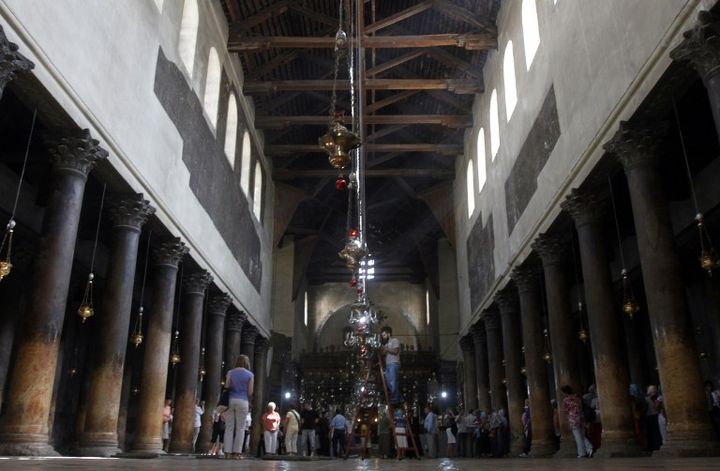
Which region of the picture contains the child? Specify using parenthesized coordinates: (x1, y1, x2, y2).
(209, 405, 226, 456)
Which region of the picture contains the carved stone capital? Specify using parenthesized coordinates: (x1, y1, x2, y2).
(603, 121, 668, 172)
(153, 237, 188, 268)
(494, 287, 519, 316)
(108, 193, 155, 232)
(531, 232, 569, 266)
(241, 324, 258, 344)
(46, 129, 108, 178)
(226, 310, 247, 332)
(459, 334, 475, 353)
(0, 25, 34, 99)
(208, 293, 232, 316)
(254, 336, 270, 355)
(670, 10, 720, 81)
(510, 265, 539, 293)
(182, 269, 213, 295)
(471, 322, 487, 346)
(561, 189, 606, 227)
(483, 310, 501, 331)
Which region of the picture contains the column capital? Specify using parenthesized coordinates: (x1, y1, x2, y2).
(226, 310, 247, 332)
(460, 334, 475, 353)
(208, 293, 232, 316)
(254, 336, 270, 355)
(510, 265, 539, 293)
(670, 10, 720, 81)
(561, 188, 606, 227)
(483, 310, 501, 331)
(241, 324, 258, 344)
(531, 232, 569, 266)
(603, 121, 668, 172)
(46, 129, 108, 177)
(0, 25, 34, 99)
(182, 270, 213, 295)
(108, 193, 155, 232)
(153, 238, 188, 268)
(494, 287, 519, 316)
(470, 322, 486, 345)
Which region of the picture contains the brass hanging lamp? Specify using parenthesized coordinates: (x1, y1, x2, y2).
(170, 330, 181, 366)
(130, 231, 151, 348)
(542, 328, 552, 363)
(78, 184, 107, 323)
(609, 176, 641, 318)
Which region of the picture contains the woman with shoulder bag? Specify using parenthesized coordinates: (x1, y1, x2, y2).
(223, 355, 254, 459)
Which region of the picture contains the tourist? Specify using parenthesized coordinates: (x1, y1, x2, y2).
(644, 385, 663, 451)
(223, 354, 254, 459)
(464, 408, 477, 457)
(561, 385, 593, 458)
(329, 408, 347, 458)
(456, 407, 467, 457)
(192, 399, 204, 452)
(208, 405, 225, 456)
(300, 402, 318, 456)
(583, 384, 601, 453)
(162, 399, 173, 452)
(705, 380, 720, 439)
(446, 408, 457, 458)
(262, 402, 281, 455)
(380, 326, 403, 405)
(378, 407, 392, 458)
(359, 420, 371, 459)
(284, 404, 300, 456)
(423, 405, 438, 458)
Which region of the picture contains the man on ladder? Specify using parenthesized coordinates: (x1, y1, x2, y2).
(379, 326, 402, 406)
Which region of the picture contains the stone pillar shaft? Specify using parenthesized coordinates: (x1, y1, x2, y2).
(563, 190, 639, 457)
(250, 337, 269, 454)
(496, 289, 524, 455)
(80, 194, 154, 456)
(460, 336, 477, 411)
(223, 310, 246, 376)
(608, 122, 717, 455)
(512, 266, 556, 457)
(131, 239, 188, 453)
(169, 270, 213, 453)
(0, 131, 106, 456)
(471, 323, 491, 411)
(484, 311, 506, 412)
(198, 294, 231, 448)
(241, 325, 258, 368)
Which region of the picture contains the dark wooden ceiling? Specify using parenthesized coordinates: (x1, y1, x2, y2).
(221, 0, 500, 285)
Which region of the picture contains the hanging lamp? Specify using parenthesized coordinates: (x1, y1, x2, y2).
(608, 176, 640, 318)
(130, 231, 152, 347)
(78, 183, 107, 323)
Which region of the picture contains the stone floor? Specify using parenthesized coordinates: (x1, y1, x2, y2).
(0, 457, 719, 470)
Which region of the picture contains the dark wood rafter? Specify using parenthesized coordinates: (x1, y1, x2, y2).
(364, 1, 435, 34)
(266, 143, 462, 156)
(247, 50, 300, 80)
(366, 50, 426, 76)
(366, 91, 420, 113)
(256, 114, 473, 128)
(229, 0, 298, 33)
(228, 34, 497, 51)
(244, 79, 482, 94)
(274, 168, 455, 180)
(432, 0, 498, 34)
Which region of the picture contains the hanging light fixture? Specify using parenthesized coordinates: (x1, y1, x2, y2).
(199, 346, 207, 382)
(170, 330, 181, 366)
(78, 184, 107, 323)
(542, 328, 552, 363)
(1, 109, 37, 282)
(673, 99, 717, 276)
(609, 176, 641, 318)
(130, 231, 151, 348)
(169, 265, 183, 366)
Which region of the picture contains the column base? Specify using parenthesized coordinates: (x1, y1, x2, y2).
(77, 445, 122, 457)
(529, 438, 557, 457)
(553, 436, 579, 458)
(78, 431, 121, 457)
(593, 433, 646, 458)
(0, 433, 59, 457)
(130, 439, 164, 455)
(654, 432, 720, 457)
(167, 440, 194, 454)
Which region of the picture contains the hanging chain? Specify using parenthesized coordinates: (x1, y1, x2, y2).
(608, 176, 627, 270)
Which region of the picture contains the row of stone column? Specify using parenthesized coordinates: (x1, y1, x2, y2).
(459, 10, 720, 458)
(0, 30, 270, 456)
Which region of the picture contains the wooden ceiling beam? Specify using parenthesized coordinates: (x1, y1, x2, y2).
(289, 5, 339, 28)
(228, 33, 497, 51)
(431, 0, 498, 34)
(366, 50, 426, 76)
(245, 79, 482, 94)
(426, 90, 472, 112)
(266, 143, 462, 155)
(366, 90, 419, 113)
(274, 168, 454, 180)
(366, 124, 408, 142)
(229, 0, 297, 33)
(247, 50, 300, 80)
(365, 1, 434, 34)
(256, 114, 472, 128)
(427, 48, 483, 79)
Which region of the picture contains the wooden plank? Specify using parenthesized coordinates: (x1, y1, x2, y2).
(274, 168, 455, 180)
(256, 114, 473, 128)
(266, 143, 462, 155)
(427, 48, 483, 79)
(365, 1, 434, 34)
(289, 4, 339, 28)
(366, 50, 426, 76)
(228, 33, 497, 51)
(229, 0, 297, 33)
(244, 79, 482, 94)
(366, 90, 419, 113)
(432, 0, 498, 34)
(247, 50, 300, 80)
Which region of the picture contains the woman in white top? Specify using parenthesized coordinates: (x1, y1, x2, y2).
(284, 404, 301, 456)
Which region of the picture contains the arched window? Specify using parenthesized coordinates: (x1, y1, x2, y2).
(203, 48, 221, 129)
(224, 94, 238, 168)
(522, 0, 540, 69)
(476, 128, 487, 192)
(503, 41, 517, 120)
(240, 131, 252, 195)
(178, 0, 199, 76)
(253, 162, 263, 220)
(489, 90, 500, 160)
(466, 159, 475, 218)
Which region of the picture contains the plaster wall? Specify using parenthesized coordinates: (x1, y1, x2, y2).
(0, 0, 273, 334)
(455, 0, 716, 333)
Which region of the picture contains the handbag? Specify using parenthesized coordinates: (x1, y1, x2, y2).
(218, 388, 229, 407)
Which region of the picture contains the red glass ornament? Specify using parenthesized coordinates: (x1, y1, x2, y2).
(349, 228, 359, 238)
(335, 178, 347, 190)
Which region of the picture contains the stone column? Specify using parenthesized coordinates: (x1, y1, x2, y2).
(471, 322, 491, 411)
(131, 238, 188, 453)
(197, 293, 231, 448)
(223, 310, 246, 375)
(459, 335, 477, 411)
(495, 288, 524, 455)
(241, 324, 258, 368)
(531, 233, 582, 457)
(562, 189, 640, 457)
(169, 270, 213, 453)
(79, 194, 155, 456)
(250, 336, 270, 454)
(484, 310, 506, 412)
(0, 25, 34, 99)
(0, 130, 106, 456)
(606, 122, 718, 456)
(670, 11, 720, 142)
(511, 266, 556, 457)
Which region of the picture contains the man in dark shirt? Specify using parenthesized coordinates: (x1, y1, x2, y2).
(300, 402, 319, 456)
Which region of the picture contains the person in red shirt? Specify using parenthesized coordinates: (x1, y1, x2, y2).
(262, 402, 282, 455)
(561, 385, 593, 458)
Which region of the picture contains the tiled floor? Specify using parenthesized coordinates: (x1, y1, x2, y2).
(0, 456, 719, 470)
